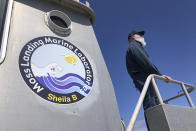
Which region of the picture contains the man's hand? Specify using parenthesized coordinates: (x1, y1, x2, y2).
(162, 75, 172, 82)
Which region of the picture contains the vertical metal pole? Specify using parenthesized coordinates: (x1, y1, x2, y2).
(0, 0, 13, 64)
(151, 77, 164, 104)
(180, 83, 195, 108)
(126, 75, 152, 131)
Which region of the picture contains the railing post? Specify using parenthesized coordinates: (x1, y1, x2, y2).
(0, 0, 14, 64)
(180, 83, 195, 108)
(151, 77, 164, 104)
(126, 75, 153, 131)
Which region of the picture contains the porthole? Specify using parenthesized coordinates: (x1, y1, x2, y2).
(45, 10, 72, 36)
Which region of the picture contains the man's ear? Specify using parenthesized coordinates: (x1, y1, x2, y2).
(131, 35, 135, 40)
(128, 37, 133, 42)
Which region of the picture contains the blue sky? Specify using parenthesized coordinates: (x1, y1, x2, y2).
(82, 0, 196, 130)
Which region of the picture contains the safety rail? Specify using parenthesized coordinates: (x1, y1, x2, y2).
(0, 0, 13, 64)
(126, 74, 195, 131)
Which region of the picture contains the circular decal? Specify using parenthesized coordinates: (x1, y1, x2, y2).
(19, 36, 93, 104)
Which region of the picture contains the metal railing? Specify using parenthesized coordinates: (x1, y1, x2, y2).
(126, 74, 195, 131)
(0, 0, 13, 64)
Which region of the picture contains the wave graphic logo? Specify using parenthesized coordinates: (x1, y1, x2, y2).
(32, 63, 92, 96)
(19, 36, 94, 104)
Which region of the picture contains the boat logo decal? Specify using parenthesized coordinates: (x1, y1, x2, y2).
(19, 36, 93, 104)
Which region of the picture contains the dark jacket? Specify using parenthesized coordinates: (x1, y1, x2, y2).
(126, 40, 161, 78)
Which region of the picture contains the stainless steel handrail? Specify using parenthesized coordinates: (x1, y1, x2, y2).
(126, 74, 195, 131)
(164, 86, 194, 103)
(0, 0, 13, 64)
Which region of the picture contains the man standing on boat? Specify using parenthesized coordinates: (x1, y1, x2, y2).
(126, 30, 172, 130)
